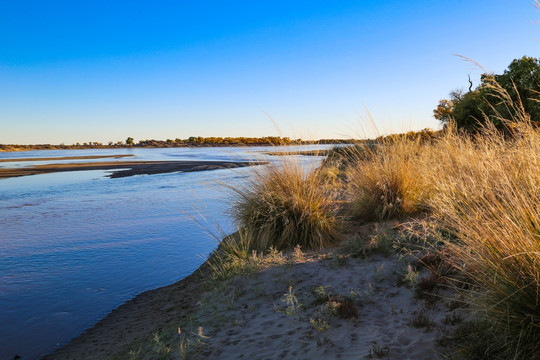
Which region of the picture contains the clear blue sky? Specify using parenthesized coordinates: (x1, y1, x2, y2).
(0, 1, 538, 144)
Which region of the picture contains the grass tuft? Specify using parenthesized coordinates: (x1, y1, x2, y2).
(345, 136, 429, 222)
(229, 156, 341, 251)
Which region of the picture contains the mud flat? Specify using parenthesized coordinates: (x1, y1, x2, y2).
(0, 160, 262, 179)
(0, 154, 134, 162)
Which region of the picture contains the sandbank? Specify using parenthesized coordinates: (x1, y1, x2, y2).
(0, 160, 261, 179)
(0, 154, 134, 163)
(265, 150, 330, 156)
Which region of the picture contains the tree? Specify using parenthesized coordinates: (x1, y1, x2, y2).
(126, 137, 134, 145)
(433, 99, 455, 124)
(435, 56, 540, 132)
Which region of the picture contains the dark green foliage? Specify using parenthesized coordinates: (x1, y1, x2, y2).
(436, 56, 540, 132)
(451, 90, 490, 132)
(493, 56, 540, 122)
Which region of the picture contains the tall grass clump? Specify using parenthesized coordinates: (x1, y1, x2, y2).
(425, 84, 540, 358)
(345, 136, 430, 222)
(229, 156, 340, 251)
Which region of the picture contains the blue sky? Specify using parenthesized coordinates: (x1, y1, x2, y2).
(0, 1, 538, 144)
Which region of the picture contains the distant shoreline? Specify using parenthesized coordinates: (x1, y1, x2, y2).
(0, 139, 356, 152)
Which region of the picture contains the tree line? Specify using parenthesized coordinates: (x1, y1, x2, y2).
(0, 136, 355, 151)
(434, 56, 540, 133)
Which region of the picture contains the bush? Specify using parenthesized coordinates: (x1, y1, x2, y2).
(229, 158, 340, 251)
(345, 137, 430, 221)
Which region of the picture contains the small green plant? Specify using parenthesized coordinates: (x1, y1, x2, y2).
(346, 231, 393, 258)
(309, 317, 329, 332)
(358, 283, 375, 305)
(292, 244, 305, 262)
(179, 328, 187, 360)
(328, 252, 347, 267)
(312, 285, 331, 305)
(373, 264, 386, 283)
(348, 288, 359, 300)
(275, 286, 302, 318)
(128, 347, 142, 360)
(153, 332, 171, 359)
(178, 326, 209, 360)
(225, 287, 237, 311)
(403, 264, 419, 287)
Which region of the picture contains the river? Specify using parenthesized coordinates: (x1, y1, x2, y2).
(0, 146, 329, 359)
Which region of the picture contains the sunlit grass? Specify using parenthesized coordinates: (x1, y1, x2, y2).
(206, 83, 539, 357)
(424, 122, 540, 359)
(344, 135, 430, 222)
(228, 154, 341, 252)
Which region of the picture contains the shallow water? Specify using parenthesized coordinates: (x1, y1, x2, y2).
(0, 146, 328, 359)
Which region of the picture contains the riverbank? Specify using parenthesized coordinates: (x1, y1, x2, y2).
(0, 154, 134, 162)
(27, 121, 540, 359)
(0, 160, 263, 179)
(42, 219, 463, 360)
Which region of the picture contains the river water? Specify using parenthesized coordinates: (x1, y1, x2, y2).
(0, 146, 328, 360)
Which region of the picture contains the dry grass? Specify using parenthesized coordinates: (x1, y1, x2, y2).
(417, 79, 539, 358)
(345, 136, 430, 222)
(229, 155, 341, 252)
(423, 123, 540, 359)
(214, 78, 539, 357)
(206, 229, 289, 281)
(338, 77, 539, 357)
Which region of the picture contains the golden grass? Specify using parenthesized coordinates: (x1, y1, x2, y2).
(345, 137, 430, 221)
(229, 155, 341, 252)
(214, 76, 539, 357)
(422, 123, 540, 359)
(340, 79, 539, 357)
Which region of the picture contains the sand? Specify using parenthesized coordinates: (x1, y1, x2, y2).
(0, 160, 261, 179)
(43, 221, 464, 360)
(265, 150, 330, 156)
(41, 268, 207, 360)
(0, 154, 134, 163)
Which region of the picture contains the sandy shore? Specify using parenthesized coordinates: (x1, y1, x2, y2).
(265, 150, 330, 156)
(0, 160, 261, 179)
(43, 220, 464, 360)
